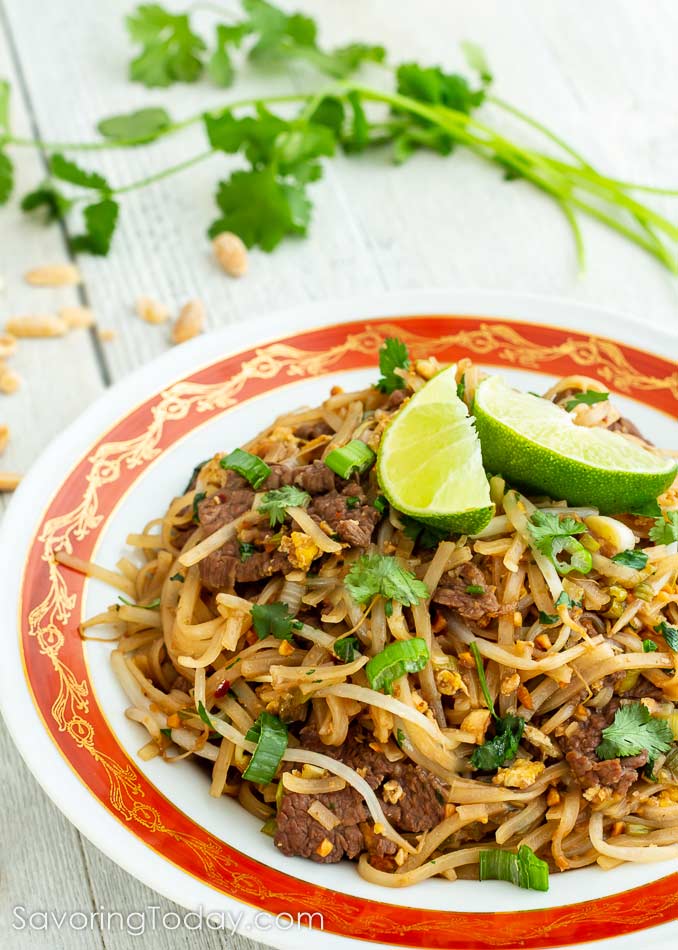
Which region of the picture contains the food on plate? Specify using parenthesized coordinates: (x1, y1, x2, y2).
(61, 339, 678, 889)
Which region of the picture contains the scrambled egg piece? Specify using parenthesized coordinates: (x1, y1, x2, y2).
(492, 759, 545, 789)
(656, 787, 678, 807)
(279, 531, 320, 570)
(435, 669, 468, 696)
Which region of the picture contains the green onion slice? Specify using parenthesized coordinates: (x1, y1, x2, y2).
(550, 536, 593, 576)
(325, 439, 375, 479)
(479, 845, 549, 891)
(220, 448, 271, 489)
(365, 637, 429, 694)
(243, 712, 289, 784)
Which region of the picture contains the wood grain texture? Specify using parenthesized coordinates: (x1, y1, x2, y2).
(1, 1, 678, 948)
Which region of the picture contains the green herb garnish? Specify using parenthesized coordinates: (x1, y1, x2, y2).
(469, 641, 525, 771)
(259, 485, 310, 527)
(539, 611, 559, 625)
(239, 541, 256, 561)
(564, 390, 609, 411)
(345, 553, 429, 607)
(612, 549, 649, 569)
(192, 490, 206, 524)
(243, 711, 288, 784)
(465, 584, 485, 595)
(649, 512, 678, 546)
(596, 702, 672, 761)
(655, 621, 678, 652)
(375, 337, 410, 394)
(643, 639, 658, 652)
(333, 635, 362, 663)
(251, 602, 302, 640)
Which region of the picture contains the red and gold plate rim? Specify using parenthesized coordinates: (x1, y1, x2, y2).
(15, 312, 678, 949)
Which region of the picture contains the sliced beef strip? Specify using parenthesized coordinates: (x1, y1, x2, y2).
(197, 490, 254, 534)
(308, 489, 379, 549)
(562, 699, 648, 796)
(433, 562, 513, 624)
(199, 540, 292, 590)
(295, 421, 334, 441)
(274, 729, 446, 864)
(293, 460, 336, 495)
(385, 388, 408, 410)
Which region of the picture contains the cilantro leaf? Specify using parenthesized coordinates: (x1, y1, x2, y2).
(539, 611, 560, 625)
(0, 151, 12, 205)
(461, 41, 493, 85)
(345, 553, 429, 607)
(564, 390, 609, 411)
(375, 337, 409, 394)
(50, 153, 109, 191)
(208, 23, 250, 87)
(649, 511, 678, 545)
(209, 167, 312, 251)
(258, 484, 310, 526)
(204, 106, 289, 166)
(643, 639, 658, 652)
(97, 107, 172, 143)
(239, 541, 256, 562)
(321, 42, 386, 79)
(21, 183, 73, 221)
(309, 96, 345, 136)
(70, 199, 119, 256)
(396, 62, 485, 115)
(611, 549, 648, 570)
(343, 90, 369, 152)
(275, 123, 336, 175)
(334, 635, 362, 662)
(471, 714, 525, 770)
(127, 4, 205, 87)
(244, 0, 316, 61)
(251, 601, 302, 640)
(596, 702, 672, 761)
(527, 510, 587, 556)
(629, 498, 662, 518)
(655, 621, 678, 652)
(555, 591, 582, 609)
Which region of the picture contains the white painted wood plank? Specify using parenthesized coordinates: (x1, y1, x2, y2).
(0, 14, 110, 950)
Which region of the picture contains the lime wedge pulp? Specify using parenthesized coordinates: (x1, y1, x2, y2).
(474, 375, 677, 513)
(377, 365, 494, 533)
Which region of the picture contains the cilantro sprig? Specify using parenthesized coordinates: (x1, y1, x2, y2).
(527, 511, 592, 576)
(258, 485, 310, 527)
(345, 553, 429, 607)
(596, 702, 672, 761)
(649, 511, 678, 546)
(250, 602, 302, 641)
(2, 3, 678, 275)
(375, 338, 410, 394)
(563, 390, 609, 411)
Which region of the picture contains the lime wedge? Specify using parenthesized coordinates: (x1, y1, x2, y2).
(474, 376, 677, 513)
(377, 365, 494, 533)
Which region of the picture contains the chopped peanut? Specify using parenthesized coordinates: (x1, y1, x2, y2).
(0, 334, 17, 357)
(517, 684, 533, 710)
(500, 672, 521, 696)
(382, 780, 404, 805)
(213, 231, 248, 277)
(574, 704, 589, 721)
(0, 472, 21, 491)
(60, 305, 95, 330)
(6, 314, 67, 337)
(136, 295, 169, 325)
(546, 787, 561, 807)
(583, 785, 613, 805)
(431, 610, 447, 633)
(610, 821, 626, 837)
(373, 822, 384, 836)
(315, 838, 334, 858)
(330, 385, 344, 396)
(277, 639, 295, 656)
(25, 263, 80, 286)
(458, 651, 475, 669)
(171, 299, 205, 343)
(444, 803, 456, 819)
(166, 713, 181, 728)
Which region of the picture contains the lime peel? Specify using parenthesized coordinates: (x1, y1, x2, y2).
(377, 365, 494, 534)
(474, 376, 677, 514)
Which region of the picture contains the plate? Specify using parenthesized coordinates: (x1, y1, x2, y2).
(2, 291, 678, 950)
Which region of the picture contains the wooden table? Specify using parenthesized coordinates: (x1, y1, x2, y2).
(1, 1, 677, 947)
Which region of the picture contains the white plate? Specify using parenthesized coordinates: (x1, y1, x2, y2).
(1, 291, 677, 950)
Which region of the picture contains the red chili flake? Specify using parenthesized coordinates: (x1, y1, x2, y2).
(214, 679, 231, 699)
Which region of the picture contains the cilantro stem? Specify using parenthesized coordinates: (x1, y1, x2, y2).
(111, 148, 216, 195)
(5, 93, 308, 152)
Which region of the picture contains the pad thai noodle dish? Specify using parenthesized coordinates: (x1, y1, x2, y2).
(62, 338, 678, 891)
